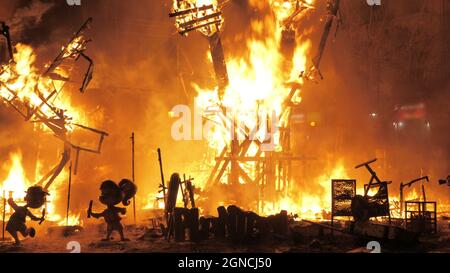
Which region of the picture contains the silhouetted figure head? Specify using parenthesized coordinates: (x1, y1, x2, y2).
(99, 179, 137, 206)
(119, 179, 137, 206)
(24, 186, 49, 209)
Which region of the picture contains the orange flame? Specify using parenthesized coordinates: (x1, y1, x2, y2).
(192, 1, 313, 189)
(0, 151, 68, 223)
(0, 44, 87, 132)
(0, 151, 28, 201)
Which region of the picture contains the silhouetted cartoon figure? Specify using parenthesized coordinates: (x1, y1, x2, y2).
(6, 186, 48, 245)
(88, 179, 137, 241)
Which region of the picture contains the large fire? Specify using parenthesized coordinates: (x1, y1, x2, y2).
(0, 151, 73, 226)
(165, 0, 342, 218)
(165, 0, 450, 220)
(194, 0, 311, 154)
(57, 213, 82, 227)
(262, 162, 348, 219)
(189, 0, 317, 216)
(0, 39, 91, 226)
(1, 1, 447, 233)
(0, 44, 86, 132)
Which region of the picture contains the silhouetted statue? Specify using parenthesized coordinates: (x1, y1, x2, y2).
(6, 186, 48, 245)
(88, 179, 137, 241)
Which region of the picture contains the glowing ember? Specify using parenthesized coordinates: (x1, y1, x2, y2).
(143, 193, 165, 210)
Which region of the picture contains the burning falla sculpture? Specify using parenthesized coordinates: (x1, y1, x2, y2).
(6, 186, 48, 245)
(1, 18, 108, 245)
(0, 18, 108, 194)
(87, 179, 137, 241)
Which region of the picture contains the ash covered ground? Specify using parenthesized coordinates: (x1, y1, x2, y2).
(1, 220, 450, 253)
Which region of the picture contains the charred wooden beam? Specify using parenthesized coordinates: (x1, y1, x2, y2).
(0, 22, 13, 63)
(167, 173, 181, 214)
(206, 146, 227, 186)
(210, 217, 220, 238)
(303, 0, 340, 80)
(226, 205, 239, 240)
(44, 17, 92, 76)
(313, 0, 340, 70)
(185, 180, 196, 208)
(157, 148, 168, 226)
(173, 207, 186, 242)
(216, 206, 228, 238)
(245, 211, 259, 238)
(208, 32, 229, 99)
(188, 208, 199, 241)
(400, 176, 429, 214)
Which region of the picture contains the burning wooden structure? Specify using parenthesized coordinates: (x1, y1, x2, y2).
(168, 0, 325, 214)
(170, 0, 228, 97)
(0, 18, 108, 238)
(0, 18, 108, 192)
(162, 0, 449, 248)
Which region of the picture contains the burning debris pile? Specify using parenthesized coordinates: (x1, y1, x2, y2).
(152, 152, 444, 249)
(152, 158, 293, 244)
(166, 204, 292, 244)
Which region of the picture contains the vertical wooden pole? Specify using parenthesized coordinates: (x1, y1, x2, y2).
(181, 174, 187, 208)
(2, 190, 5, 240)
(131, 133, 136, 225)
(400, 183, 404, 217)
(66, 162, 72, 226)
(207, 32, 229, 98)
(157, 148, 168, 227)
